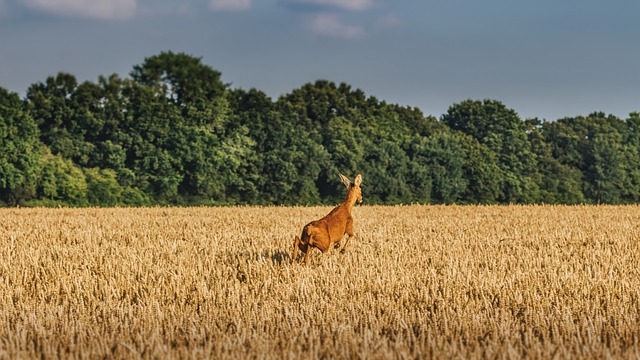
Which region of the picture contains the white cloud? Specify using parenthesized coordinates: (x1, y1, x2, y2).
(309, 13, 365, 39)
(209, 0, 252, 12)
(20, 0, 137, 20)
(294, 0, 374, 11)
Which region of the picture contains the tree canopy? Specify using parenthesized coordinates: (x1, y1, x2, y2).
(1, 52, 639, 206)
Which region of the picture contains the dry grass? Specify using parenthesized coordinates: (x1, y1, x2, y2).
(1, 205, 639, 359)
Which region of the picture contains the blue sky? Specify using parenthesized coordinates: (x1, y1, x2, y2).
(1, 0, 639, 121)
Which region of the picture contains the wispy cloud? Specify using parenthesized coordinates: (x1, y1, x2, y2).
(209, 0, 252, 12)
(284, 0, 387, 38)
(375, 13, 401, 30)
(19, 0, 137, 20)
(288, 0, 374, 11)
(138, 3, 196, 17)
(309, 13, 365, 39)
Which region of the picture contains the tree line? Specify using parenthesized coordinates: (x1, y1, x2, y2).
(2, 51, 639, 206)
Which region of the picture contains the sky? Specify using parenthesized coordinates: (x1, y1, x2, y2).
(1, 0, 639, 121)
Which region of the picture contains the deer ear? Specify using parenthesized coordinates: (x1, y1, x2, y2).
(339, 173, 352, 188)
(354, 174, 362, 186)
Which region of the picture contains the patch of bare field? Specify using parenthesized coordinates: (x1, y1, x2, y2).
(1, 205, 639, 359)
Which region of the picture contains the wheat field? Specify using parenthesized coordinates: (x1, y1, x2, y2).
(1, 205, 639, 359)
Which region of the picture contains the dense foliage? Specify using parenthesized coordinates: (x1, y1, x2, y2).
(1, 51, 639, 206)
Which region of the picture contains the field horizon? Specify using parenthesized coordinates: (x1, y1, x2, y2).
(1, 205, 639, 358)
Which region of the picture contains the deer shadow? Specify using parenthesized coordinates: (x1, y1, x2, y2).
(222, 248, 293, 266)
(263, 249, 292, 266)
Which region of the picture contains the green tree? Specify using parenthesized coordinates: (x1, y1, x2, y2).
(261, 104, 328, 205)
(443, 100, 539, 203)
(279, 81, 428, 204)
(588, 134, 625, 204)
(408, 132, 467, 203)
(131, 51, 226, 104)
(117, 81, 183, 201)
(325, 116, 366, 181)
(84, 167, 122, 206)
(542, 112, 627, 203)
(526, 118, 585, 204)
(130, 51, 229, 130)
(26, 73, 137, 188)
(457, 134, 502, 204)
(360, 137, 411, 204)
(37, 148, 87, 205)
(619, 113, 640, 202)
(226, 88, 279, 203)
(0, 88, 42, 205)
(26, 73, 92, 165)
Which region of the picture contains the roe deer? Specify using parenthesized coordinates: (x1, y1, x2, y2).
(292, 173, 363, 264)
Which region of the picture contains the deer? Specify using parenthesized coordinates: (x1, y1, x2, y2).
(292, 173, 363, 265)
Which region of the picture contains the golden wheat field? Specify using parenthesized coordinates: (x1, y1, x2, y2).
(1, 205, 639, 359)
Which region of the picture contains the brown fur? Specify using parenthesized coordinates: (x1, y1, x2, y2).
(292, 173, 363, 264)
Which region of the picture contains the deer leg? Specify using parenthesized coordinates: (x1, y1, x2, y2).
(303, 246, 311, 265)
(304, 236, 314, 265)
(341, 234, 354, 254)
(342, 220, 355, 254)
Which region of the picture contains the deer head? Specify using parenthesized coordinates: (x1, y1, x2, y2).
(339, 173, 363, 204)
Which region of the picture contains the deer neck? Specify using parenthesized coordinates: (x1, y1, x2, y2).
(341, 188, 358, 213)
